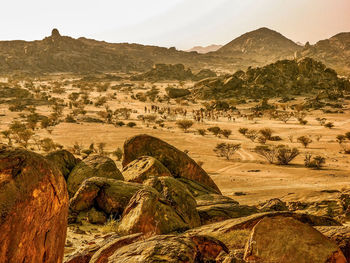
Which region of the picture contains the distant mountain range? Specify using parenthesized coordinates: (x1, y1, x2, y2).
(0, 27, 349, 76)
(186, 45, 223, 54)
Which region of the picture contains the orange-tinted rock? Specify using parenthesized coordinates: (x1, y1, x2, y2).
(46, 149, 79, 179)
(144, 176, 201, 228)
(0, 145, 68, 263)
(122, 134, 221, 193)
(118, 188, 189, 235)
(99, 234, 228, 262)
(122, 156, 172, 183)
(67, 155, 123, 196)
(244, 216, 347, 263)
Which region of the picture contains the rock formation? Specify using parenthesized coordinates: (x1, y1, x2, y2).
(0, 145, 68, 263)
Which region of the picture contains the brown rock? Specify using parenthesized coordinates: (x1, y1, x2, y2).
(69, 177, 143, 217)
(67, 155, 123, 196)
(316, 226, 350, 262)
(89, 234, 143, 263)
(46, 149, 79, 179)
(118, 188, 189, 235)
(99, 234, 228, 262)
(244, 216, 347, 263)
(88, 208, 107, 225)
(0, 145, 68, 263)
(258, 198, 288, 212)
(178, 177, 220, 197)
(122, 134, 221, 193)
(122, 156, 172, 183)
(144, 176, 201, 228)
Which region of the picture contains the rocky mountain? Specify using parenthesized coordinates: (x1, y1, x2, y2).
(0, 29, 205, 74)
(297, 32, 350, 76)
(186, 44, 223, 54)
(211, 27, 302, 69)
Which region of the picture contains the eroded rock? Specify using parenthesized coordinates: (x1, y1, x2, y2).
(0, 145, 68, 263)
(122, 134, 221, 193)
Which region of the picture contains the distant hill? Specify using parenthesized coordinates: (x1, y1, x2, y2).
(211, 27, 302, 68)
(0, 28, 349, 76)
(192, 57, 350, 100)
(296, 32, 350, 76)
(186, 45, 223, 54)
(0, 29, 205, 74)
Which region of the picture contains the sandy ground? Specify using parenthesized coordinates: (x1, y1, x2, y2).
(0, 78, 350, 207)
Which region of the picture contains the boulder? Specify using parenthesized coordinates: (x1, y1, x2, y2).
(67, 155, 123, 196)
(144, 176, 201, 228)
(118, 188, 189, 235)
(88, 208, 107, 225)
(98, 234, 228, 262)
(186, 211, 342, 251)
(178, 177, 220, 197)
(0, 145, 68, 263)
(46, 149, 79, 179)
(196, 194, 258, 225)
(258, 198, 288, 212)
(69, 177, 143, 216)
(65, 233, 142, 263)
(122, 156, 172, 183)
(122, 134, 221, 193)
(316, 226, 350, 261)
(244, 216, 347, 263)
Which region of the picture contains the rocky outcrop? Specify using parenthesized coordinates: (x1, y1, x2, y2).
(69, 177, 143, 216)
(122, 156, 172, 183)
(178, 178, 220, 197)
(196, 194, 258, 225)
(94, 234, 228, 263)
(46, 149, 79, 179)
(122, 134, 221, 194)
(244, 216, 347, 263)
(0, 145, 68, 263)
(258, 198, 288, 212)
(118, 188, 189, 235)
(144, 176, 201, 228)
(67, 155, 123, 196)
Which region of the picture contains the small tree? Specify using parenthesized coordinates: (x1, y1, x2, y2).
(255, 145, 278, 164)
(304, 154, 326, 169)
(324, 122, 334, 129)
(197, 129, 206, 136)
(176, 120, 194, 133)
(276, 146, 300, 165)
(214, 143, 241, 160)
(113, 147, 123, 161)
(277, 111, 293, 123)
(259, 128, 273, 140)
(208, 126, 221, 137)
(238, 128, 248, 135)
(337, 135, 346, 144)
(221, 129, 232, 139)
(245, 130, 259, 142)
(297, 136, 313, 148)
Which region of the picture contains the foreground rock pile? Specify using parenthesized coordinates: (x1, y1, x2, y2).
(0, 135, 350, 262)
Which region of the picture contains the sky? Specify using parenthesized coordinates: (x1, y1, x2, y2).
(0, 0, 349, 50)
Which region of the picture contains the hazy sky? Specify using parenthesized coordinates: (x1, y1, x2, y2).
(1, 0, 349, 49)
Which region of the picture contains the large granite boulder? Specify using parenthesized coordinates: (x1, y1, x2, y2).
(0, 145, 68, 263)
(244, 216, 346, 263)
(144, 176, 201, 228)
(122, 156, 172, 183)
(118, 188, 189, 235)
(67, 155, 123, 196)
(46, 149, 79, 179)
(69, 177, 143, 216)
(122, 134, 221, 193)
(93, 234, 228, 263)
(196, 194, 258, 225)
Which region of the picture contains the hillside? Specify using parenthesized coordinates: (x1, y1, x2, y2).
(297, 32, 350, 76)
(0, 29, 205, 74)
(192, 57, 350, 100)
(209, 28, 302, 69)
